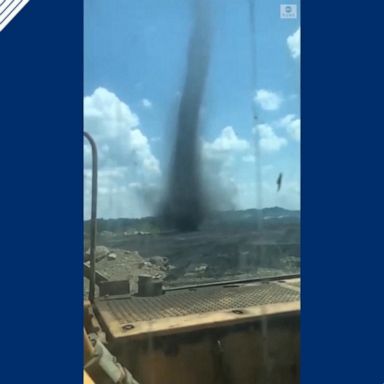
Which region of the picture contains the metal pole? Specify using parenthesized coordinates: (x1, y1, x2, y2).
(84, 131, 98, 303)
(248, 0, 263, 229)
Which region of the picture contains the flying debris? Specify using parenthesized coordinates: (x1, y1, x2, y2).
(277, 172, 283, 192)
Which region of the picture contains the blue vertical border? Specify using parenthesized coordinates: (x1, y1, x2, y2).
(0, 0, 83, 382)
(302, 1, 384, 383)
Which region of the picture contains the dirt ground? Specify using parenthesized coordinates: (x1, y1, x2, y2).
(84, 226, 300, 297)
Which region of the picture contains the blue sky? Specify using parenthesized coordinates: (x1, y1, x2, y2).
(84, 0, 300, 219)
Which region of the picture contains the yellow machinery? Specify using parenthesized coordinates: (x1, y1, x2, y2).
(84, 278, 300, 383)
(83, 132, 300, 384)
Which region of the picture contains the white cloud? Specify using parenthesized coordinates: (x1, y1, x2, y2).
(242, 154, 256, 163)
(84, 88, 160, 174)
(84, 88, 161, 219)
(254, 124, 287, 152)
(287, 27, 300, 59)
(278, 114, 301, 141)
(203, 126, 249, 154)
(201, 125, 289, 210)
(202, 126, 250, 211)
(254, 89, 283, 111)
(141, 98, 152, 109)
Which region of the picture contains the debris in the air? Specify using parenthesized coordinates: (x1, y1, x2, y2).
(277, 172, 283, 191)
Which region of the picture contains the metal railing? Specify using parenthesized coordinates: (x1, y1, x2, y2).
(84, 131, 98, 303)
